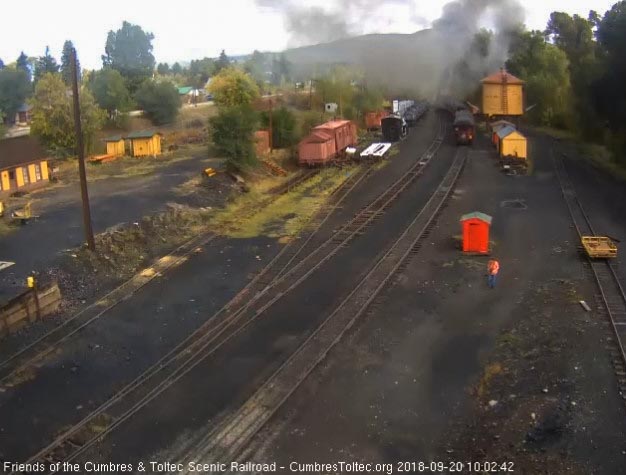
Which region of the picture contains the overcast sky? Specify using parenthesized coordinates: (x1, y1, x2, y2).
(0, 0, 616, 69)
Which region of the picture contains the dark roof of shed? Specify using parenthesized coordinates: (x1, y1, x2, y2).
(0, 136, 49, 171)
(126, 130, 162, 139)
(103, 135, 124, 142)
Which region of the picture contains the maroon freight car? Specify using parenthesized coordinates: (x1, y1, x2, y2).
(298, 120, 357, 166)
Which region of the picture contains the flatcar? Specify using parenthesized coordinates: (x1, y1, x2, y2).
(453, 110, 475, 145)
(381, 115, 407, 142)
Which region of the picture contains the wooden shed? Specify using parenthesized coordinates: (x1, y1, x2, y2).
(499, 129, 527, 160)
(104, 135, 126, 157)
(0, 136, 50, 197)
(461, 212, 492, 254)
(482, 69, 524, 117)
(127, 131, 163, 158)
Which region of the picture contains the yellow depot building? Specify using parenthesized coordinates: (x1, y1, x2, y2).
(481, 69, 524, 117)
(0, 136, 50, 197)
(127, 131, 163, 158)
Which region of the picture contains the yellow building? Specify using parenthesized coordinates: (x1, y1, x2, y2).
(497, 127, 527, 160)
(0, 136, 50, 197)
(104, 136, 126, 156)
(127, 131, 163, 158)
(482, 70, 524, 117)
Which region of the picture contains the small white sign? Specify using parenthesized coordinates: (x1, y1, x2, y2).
(0, 261, 15, 272)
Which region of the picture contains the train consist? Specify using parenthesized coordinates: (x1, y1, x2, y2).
(453, 109, 475, 145)
(381, 100, 429, 142)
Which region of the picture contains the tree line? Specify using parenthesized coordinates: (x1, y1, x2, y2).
(461, 1, 626, 164)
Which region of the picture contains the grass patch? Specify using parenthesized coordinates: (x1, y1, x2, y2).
(209, 166, 357, 238)
(476, 362, 503, 399)
(530, 125, 626, 181)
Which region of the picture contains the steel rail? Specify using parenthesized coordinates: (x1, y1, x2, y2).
(15, 116, 445, 472)
(552, 148, 626, 383)
(177, 148, 468, 472)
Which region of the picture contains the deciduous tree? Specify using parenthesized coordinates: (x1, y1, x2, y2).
(134, 80, 181, 125)
(30, 73, 105, 156)
(260, 107, 297, 148)
(0, 67, 31, 122)
(89, 68, 131, 115)
(209, 105, 258, 170)
(208, 67, 260, 108)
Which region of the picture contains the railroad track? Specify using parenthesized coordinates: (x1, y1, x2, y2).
(268, 169, 320, 195)
(0, 162, 362, 389)
(13, 117, 445, 473)
(552, 149, 626, 399)
(176, 148, 468, 473)
(0, 231, 217, 387)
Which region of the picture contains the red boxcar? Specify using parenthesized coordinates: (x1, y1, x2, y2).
(365, 111, 389, 130)
(298, 120, 357, 166)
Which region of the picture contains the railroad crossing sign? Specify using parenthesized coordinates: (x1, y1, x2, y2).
(0, 261, 15, 272)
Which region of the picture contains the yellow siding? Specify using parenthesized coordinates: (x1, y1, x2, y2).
(131, 136, 162, 157)
(28, 164, 37, 183)
(501, 133, 527, 159)
(16, 167, 24, 187)
(41, 161, 49, 180)
(482, 83, 524, 116)
(1, 171, 9, 191)
(106, 140, 125, 156)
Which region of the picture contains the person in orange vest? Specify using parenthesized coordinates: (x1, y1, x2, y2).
(487, 259, 500, 288)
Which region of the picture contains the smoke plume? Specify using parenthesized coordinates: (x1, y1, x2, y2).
(260, 0, 526, 98)
(256, 0, 414, 45)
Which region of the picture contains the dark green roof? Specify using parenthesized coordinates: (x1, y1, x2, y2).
(125, 130, 162, 139)
(460, 211, 492, 224)
(103, 135, 124, 142)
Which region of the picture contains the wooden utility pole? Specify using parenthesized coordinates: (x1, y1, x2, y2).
(268, 97, 273, 152)
(70, 47, 95, 251)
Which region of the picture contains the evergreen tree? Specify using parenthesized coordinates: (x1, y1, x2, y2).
(34, 46, 60, 83)
(0, 58, 4, 70)
(102, 21, 156, 93)
(60, 40, 79, 85)
(157, 62, 170, 75)
(16, 51, 31, 81)
(171, 62, 183, 75)
(215, 50, 230, 74)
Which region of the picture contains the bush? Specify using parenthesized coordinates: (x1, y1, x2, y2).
(209, 105, 259, 171)
(134, 80, 181, 125)
(260, 107, 297, 149)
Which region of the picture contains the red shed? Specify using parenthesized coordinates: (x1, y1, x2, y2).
(460, 212, 492, 254)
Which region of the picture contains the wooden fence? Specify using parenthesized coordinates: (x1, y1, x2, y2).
(0, 283, 61, 339)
